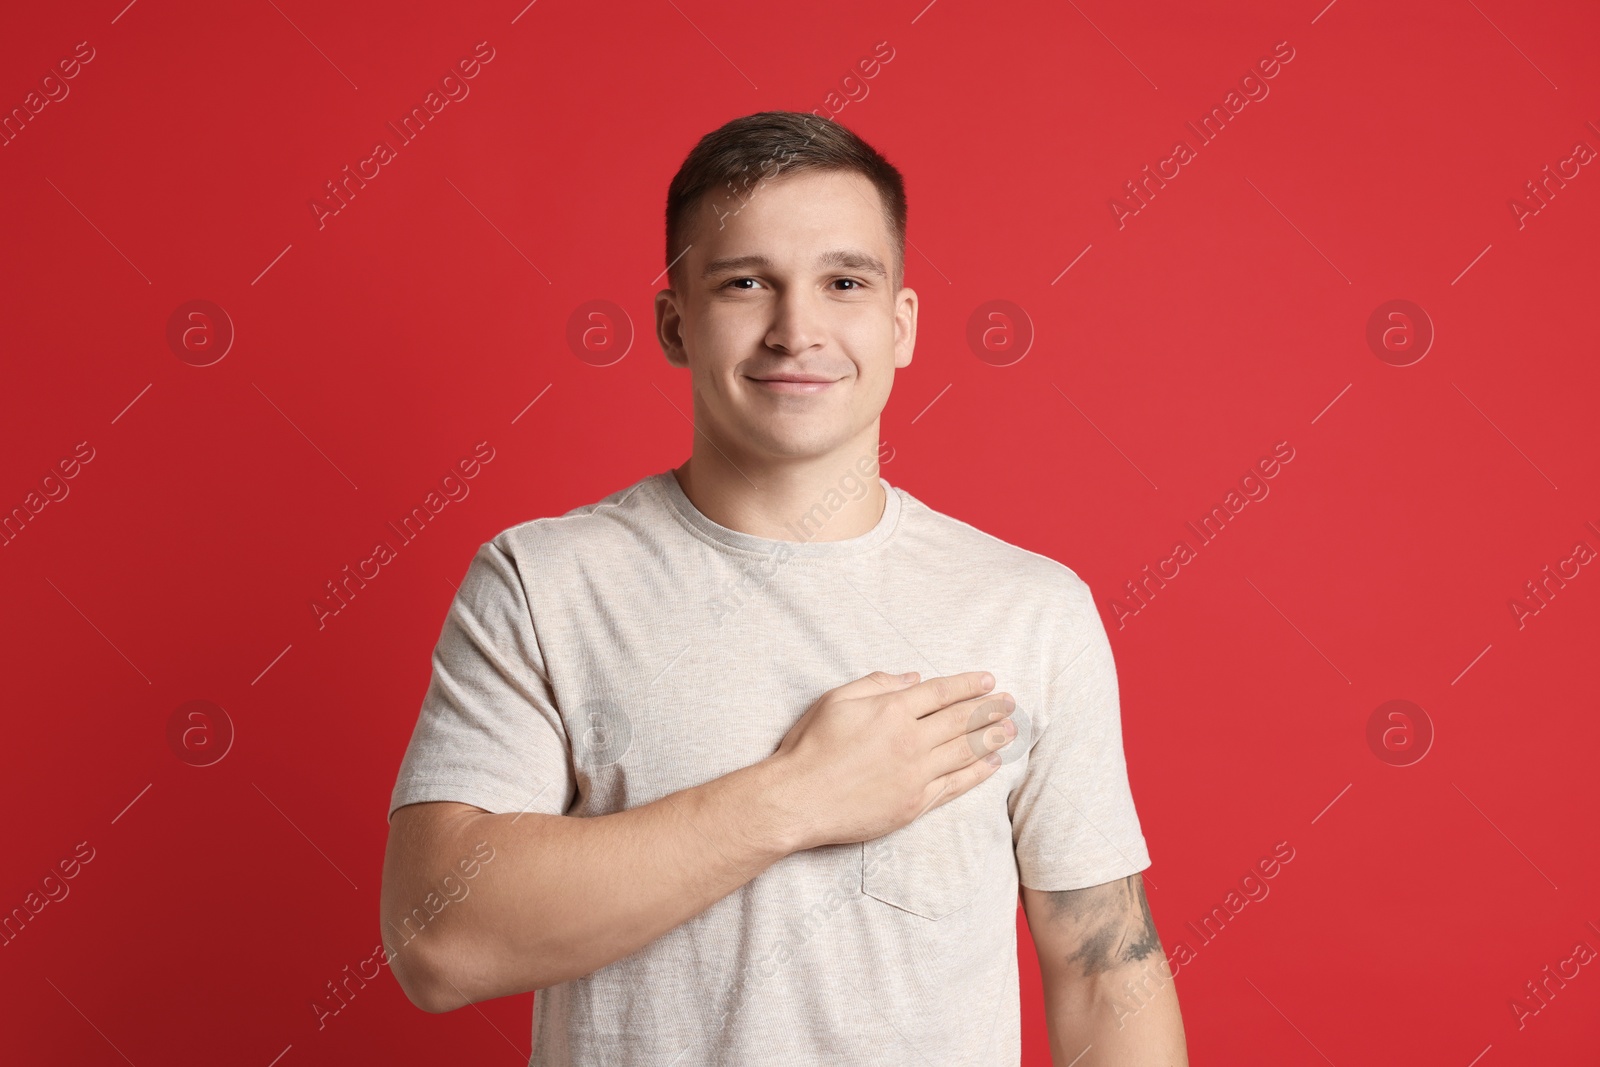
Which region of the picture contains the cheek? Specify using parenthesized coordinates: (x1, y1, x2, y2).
(685, 325, 737, 376)
(696, 312, 761, 361)
(845, 330, 899, 382)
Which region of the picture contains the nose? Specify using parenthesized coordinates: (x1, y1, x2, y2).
(763, 289, 825, 356)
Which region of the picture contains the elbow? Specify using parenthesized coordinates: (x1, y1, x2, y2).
(386, 926, 542, 1012)
(414, 986, 464, 1015)
(387, 940, 458, 1014)
(408, 979, 458, 1016)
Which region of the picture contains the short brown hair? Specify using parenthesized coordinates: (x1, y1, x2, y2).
(664, 110, 908, 294)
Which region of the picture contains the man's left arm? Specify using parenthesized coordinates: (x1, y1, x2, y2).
(1021, 873, 1189, 1066)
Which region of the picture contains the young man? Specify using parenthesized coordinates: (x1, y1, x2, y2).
(381, 110, 1188, 1065)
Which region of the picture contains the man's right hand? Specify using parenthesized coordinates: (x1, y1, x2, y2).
(767, 670, 1018, 851)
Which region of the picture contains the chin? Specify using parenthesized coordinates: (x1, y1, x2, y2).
(744, 429, 845, 459)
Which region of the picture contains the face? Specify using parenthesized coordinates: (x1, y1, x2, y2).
(656, 169, 916, 467)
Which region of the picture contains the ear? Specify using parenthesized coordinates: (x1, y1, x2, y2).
(656, 289, 688, 368)
(893, 286, 917, 370)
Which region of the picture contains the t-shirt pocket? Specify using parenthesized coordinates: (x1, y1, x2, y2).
(859, 787, 1001, 921)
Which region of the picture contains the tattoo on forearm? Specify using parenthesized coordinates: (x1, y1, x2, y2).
(1046, 873, 1163, 978)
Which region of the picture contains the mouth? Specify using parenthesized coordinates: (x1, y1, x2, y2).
(745, 374, 840, 394)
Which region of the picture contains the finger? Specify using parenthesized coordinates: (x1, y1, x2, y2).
(923, 746, 1007, 813)
(894, 670, 996, 719)
(931, 712, 1018, 777)
(921, 691, 1016, 747)
(834, 670, 924, 698)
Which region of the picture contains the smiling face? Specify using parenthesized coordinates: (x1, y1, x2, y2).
(656, 168, 916, 468)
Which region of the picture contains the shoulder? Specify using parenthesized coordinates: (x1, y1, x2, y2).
(484, 472, 664, 565)
(441, 474, 665, 610)
(894, 487, 1108, 691)
(894, 485, 1098, 607)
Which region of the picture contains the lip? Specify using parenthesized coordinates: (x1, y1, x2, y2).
(746, 375, 840, 394)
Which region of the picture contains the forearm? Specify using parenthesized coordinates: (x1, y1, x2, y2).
(397, 755, 802, 1008)
(1045, 957, 1189, 1066)
(1021, 876, 1188, 1066)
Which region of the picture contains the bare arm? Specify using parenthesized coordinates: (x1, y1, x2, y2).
(1021, 873, 1190, 1065)
(380, 755, 801, 1012)
(380, 668, 1015, 1013)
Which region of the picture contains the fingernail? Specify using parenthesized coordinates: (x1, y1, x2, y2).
(984, 752, 1001, 767)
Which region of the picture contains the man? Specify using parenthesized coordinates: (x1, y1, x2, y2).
(381, 110, 1188, 1065)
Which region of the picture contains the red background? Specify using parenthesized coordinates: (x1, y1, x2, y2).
(3, 0, 1597, 1063)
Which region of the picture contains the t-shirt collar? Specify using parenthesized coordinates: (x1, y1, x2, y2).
(652, 466, 902, 558)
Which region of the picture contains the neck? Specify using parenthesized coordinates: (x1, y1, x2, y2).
(672, 431, 887, 544)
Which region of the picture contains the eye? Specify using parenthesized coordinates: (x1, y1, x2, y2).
(833, 278, 865, 291)
(723, 277, 761, 290)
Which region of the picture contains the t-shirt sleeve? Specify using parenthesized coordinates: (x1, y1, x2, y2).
(1009, 577, 1151, 891)
(387, 537, 576, 824)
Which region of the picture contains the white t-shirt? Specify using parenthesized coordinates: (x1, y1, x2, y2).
(388, 464, 1151, 1066)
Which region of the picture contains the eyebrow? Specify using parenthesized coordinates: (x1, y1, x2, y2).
(700, 249, 889, 281)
